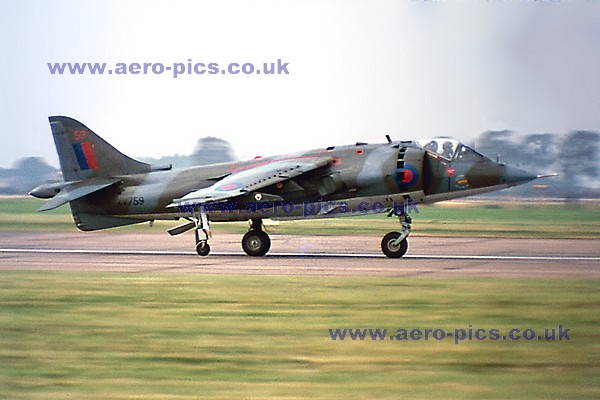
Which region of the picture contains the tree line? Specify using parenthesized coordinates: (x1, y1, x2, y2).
(1, 131, 598, 198)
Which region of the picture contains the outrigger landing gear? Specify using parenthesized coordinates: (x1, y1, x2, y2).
(242, 218, 271, 256)
(381, 206, 412, 258)
(193, 205, 211, 256)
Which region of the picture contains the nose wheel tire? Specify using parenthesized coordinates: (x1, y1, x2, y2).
(196, 241, 210, 256)
(381, 231, 408, 258)
(242, 230, 271, 256)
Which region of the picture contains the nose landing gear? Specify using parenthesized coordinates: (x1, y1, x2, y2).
(381, 207, 412, 258)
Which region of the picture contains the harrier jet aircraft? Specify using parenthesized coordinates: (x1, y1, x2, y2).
(30, 116, 551, 258)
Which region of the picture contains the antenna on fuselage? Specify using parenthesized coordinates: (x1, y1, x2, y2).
(385, 134, 392, 143)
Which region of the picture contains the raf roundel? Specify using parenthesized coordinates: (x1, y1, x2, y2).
(217, 182, 244, 191)
(393, 165, 419, 188)
(400, 168, 413, 183)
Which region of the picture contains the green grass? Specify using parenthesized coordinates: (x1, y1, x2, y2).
(0, 197, 74, 230)
(0, 272, 598, 399)
(2, 197, 599, 238)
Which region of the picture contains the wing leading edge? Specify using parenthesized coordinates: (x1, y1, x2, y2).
(169, 158, 330, 207)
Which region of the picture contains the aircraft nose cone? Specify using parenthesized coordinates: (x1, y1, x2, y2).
(501, 165, 538, 185)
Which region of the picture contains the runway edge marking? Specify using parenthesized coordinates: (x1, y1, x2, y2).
(1, 248, 599, 261)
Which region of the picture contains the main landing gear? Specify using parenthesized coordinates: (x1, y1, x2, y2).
(381, 208, 412, 258)
(241, 219, 271, 256)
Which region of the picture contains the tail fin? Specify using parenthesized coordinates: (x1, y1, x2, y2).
(49, 116, 151, 181)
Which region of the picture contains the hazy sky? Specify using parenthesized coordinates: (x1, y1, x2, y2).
(1, 0, 599, 168)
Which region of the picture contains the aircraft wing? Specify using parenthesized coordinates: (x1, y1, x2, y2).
(38, 179, 121, 211)
(170, 158, 330, 206)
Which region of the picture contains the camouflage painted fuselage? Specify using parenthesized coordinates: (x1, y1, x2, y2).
(66, 138, 535, 230)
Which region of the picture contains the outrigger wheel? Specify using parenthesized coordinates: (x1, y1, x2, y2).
(242, 219, 271, 256)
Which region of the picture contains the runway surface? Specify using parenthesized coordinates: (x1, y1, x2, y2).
(0, 231, 599, 278)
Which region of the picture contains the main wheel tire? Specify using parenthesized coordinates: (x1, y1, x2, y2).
(196, 241, 210, 256)
(242, 230, 271, 256)
(381, 232, 408, 258)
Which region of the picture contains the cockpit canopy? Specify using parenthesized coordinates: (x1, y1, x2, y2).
(416, 138, 489, 162)
(417, 138, 459, 160)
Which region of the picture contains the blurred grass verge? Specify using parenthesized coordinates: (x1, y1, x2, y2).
(0, 273, 598, 399)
